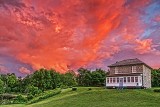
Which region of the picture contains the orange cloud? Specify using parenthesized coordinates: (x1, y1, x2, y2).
(0, 0, 157, 73)
(135, 39, 152, 54)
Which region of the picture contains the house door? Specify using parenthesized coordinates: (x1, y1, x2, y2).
(119, 78, 123, 87)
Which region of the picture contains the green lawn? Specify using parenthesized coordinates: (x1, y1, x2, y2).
(1, 87, 160, 107)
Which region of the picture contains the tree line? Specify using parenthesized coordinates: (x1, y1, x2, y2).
(0, 68, 107, 95)
(0, 68, 160, 95)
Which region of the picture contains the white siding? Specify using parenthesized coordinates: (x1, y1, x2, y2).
(106, 76, 142, 87)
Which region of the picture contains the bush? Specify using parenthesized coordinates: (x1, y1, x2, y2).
(60, 85, 68, 89)
(13, 94, 27, 103)
(88, 88, 92, 91)
(153, 89, 160, 92)
(27, 93, 34, 100)
(39, 90, 61, 100)
(28, 89, 61, 104)
(72, 87, 77, 91)
(26, 85, 42, 96)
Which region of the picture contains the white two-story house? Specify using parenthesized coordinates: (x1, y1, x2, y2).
(106, 58, 152, 89)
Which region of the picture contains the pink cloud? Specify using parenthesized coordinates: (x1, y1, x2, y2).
(0, 0, 159, 73)
(154, 15, 160, 22)
(135, 39, 152, 54)
(0, 65, 8, 73)
(19, 67, 31, 74)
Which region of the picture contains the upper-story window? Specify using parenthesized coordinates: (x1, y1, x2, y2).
(132, 66, 137, 73)
(115, 67, 118, 74)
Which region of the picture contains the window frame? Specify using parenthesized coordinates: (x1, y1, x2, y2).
(117, 77, 119, 83)
(124, 77, 126, 83)
(132, 66, 137, 73)
(127, 77, 130, 83)
(135, 76, 138, 82)
(107, 78, 110, 83)
(131, 76, 134, 82)
(113, 78, 116, 83)
(110, 78, 113, 83)
(115, 67, 118, 74)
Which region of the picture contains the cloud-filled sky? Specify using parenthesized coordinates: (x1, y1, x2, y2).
(0, 0, 160, 76)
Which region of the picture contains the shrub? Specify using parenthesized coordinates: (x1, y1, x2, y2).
(27, 93, 34, 100)
(72, 87, 77, 91)
(153, 89, 160, 92)
(13, 94, 27, 103)
(28, 89, 61, 104)
(39, 90, 61, 100)
(88, 88, 92, 91)
(26, 85, 42, 96)
(60, 85, 68, 89)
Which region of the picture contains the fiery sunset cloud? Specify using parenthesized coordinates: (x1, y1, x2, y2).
(0, 0, 160, 76)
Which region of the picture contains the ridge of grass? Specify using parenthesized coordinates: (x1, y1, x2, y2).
(1, 87, 160, 107)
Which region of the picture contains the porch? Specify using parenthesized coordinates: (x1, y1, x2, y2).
(106, 75, 143, 88)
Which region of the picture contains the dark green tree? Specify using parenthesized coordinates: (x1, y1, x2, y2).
(91, 69, 106, 86)
(61, 70, 77, 87)
(0, 78, 4, 94)
(77, 68, 92, 86)
(151, 69, 160, 87)
(6, 73, 18, 92)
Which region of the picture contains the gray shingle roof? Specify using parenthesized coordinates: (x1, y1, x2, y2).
(108, 58, 151, 68)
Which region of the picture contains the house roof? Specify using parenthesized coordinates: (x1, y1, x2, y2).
(108, 58, 152, 69)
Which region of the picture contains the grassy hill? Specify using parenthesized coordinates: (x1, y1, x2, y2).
(1, 87, 160, 107)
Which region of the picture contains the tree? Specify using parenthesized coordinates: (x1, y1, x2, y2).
(91, 69, 106, 86)
(6, 73, 18, 92)
(77, 68, 92, 86)
(77, 68, 107, 86)
(30, 68, 61, 90)
(61, 71, 77, 87)
(151, 69, 160, 87)
(0, 78, 4, 94)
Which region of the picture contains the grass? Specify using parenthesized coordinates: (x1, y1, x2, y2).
(1, 87, 160, 107)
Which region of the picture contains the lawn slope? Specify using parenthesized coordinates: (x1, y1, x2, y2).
(1, 87, 160, 107)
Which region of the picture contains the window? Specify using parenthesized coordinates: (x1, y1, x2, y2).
(132, 66, 137, 73)
(107, 78, 109, 83)
(115, 67, 118, 74)
(135, 77, 138, 82)
(127, 77, 130, 82)
(131, 77, 134, 82)
(124, 77, 126, 83)
(110, 78, 112, 83)
(117, 77, 119, 83)
(113, 78, 116, 83)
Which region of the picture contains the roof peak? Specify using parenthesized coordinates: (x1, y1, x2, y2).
(108, 58, 152, 69)
(108, 58, 144, 67)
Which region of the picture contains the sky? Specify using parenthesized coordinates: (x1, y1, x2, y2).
(0, 0, 160, 76)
